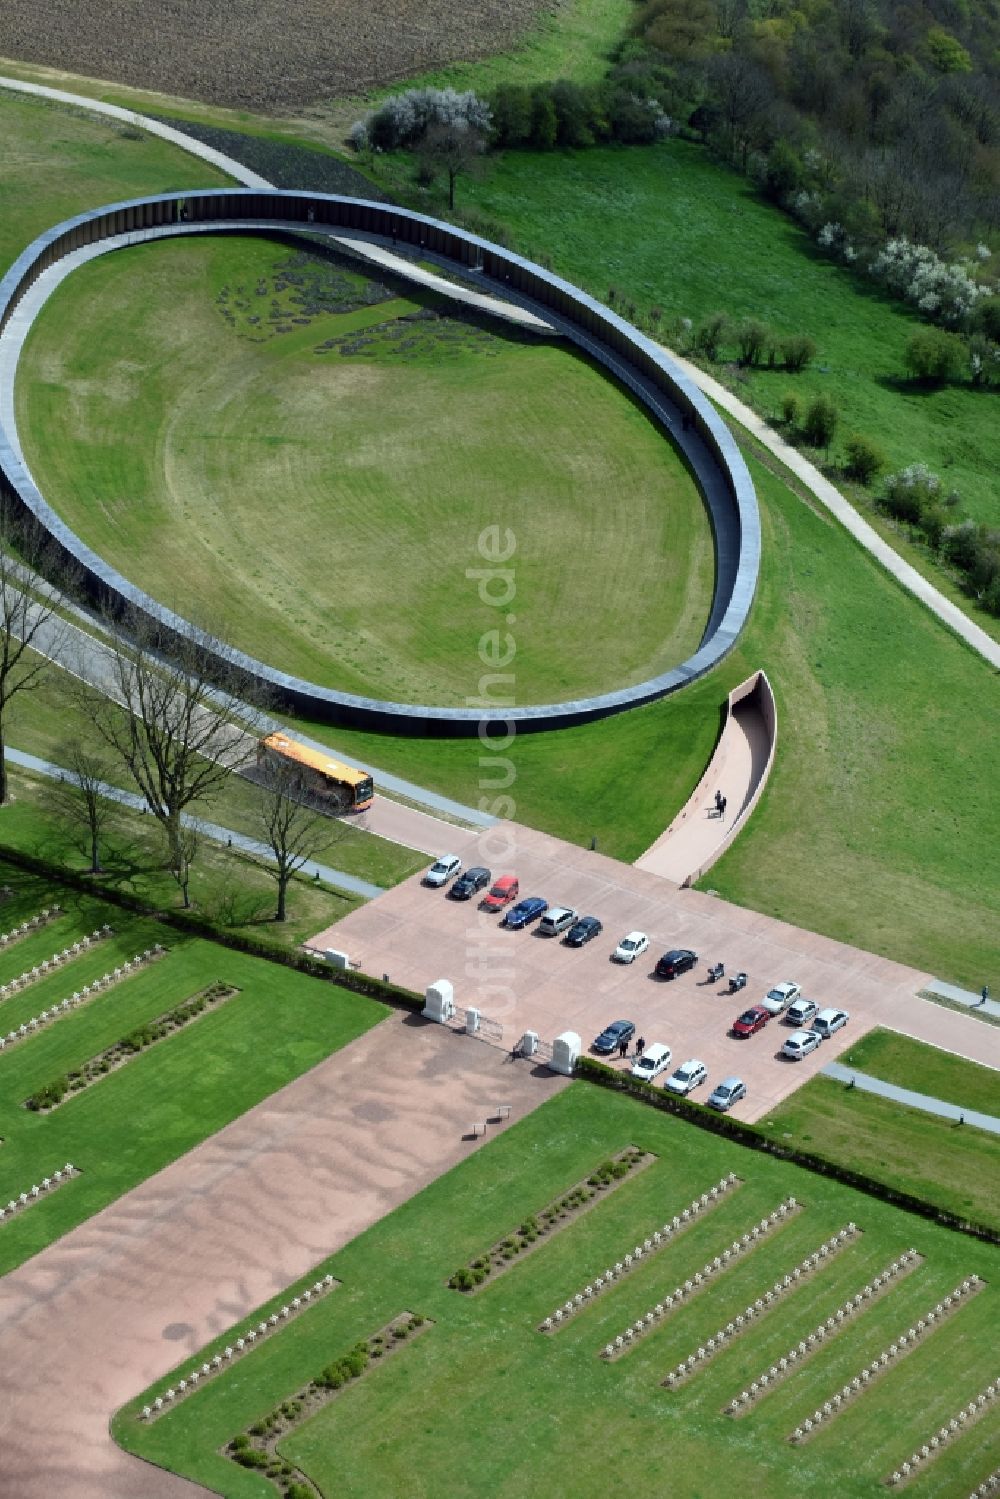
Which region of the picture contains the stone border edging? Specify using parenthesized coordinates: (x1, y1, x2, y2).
(540, 1169, 741, 1332)
(0, 1163, 79, 1224)
(663, 1221, 860, 1389)
(0, 189, 760, 734)
(888, 1374, 1000, 1488)
(1, 943, 166, 1053)
(0, 924, 113, 1006)
(725, 1241, 919, 1414)
(788, 1273, 986, 1443)
(140, 1271, 340, 1420)
(601, 1194, 801, 1359)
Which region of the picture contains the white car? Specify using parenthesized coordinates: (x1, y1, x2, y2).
(813, 1007, 849, 1039)
(424, 854, 461, 887)
(761, 981, 802, 1016)
(785, 997, 819, 1027)
(664, 1058, 708, 1096)
(782, 1029, 822, 1060)
(630, 1042, 672, 1081)
(538, 905, 578, 937)
(614, 931, 649, 964)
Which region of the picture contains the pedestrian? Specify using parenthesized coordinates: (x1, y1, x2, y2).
(720, 795, 727, 818)
(979, 985, 990, 1007)
(619, 1036, 628, 1060)
(714, 788, 723, 812)
(636, 1037, 646, 1057)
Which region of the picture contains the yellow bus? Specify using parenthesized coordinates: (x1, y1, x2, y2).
(256, 732, 375, 813)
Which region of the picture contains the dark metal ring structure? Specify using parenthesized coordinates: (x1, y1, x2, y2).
(0, 190, 759, 735)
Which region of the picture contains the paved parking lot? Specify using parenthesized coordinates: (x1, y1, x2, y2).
(312, 820, 1000, 1122)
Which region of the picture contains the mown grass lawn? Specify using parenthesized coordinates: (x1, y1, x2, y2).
(0, 869, 386, 1275)
(116, 1082, 1000, 1498)
(443, 139, 1000, 531)
(291, 448, 1000, 990)
(0, 90, 228, 276)
(17, 232, 713, 707)
(761, 1077, 1000, 1234)
(837, 1029, 1000, 1118)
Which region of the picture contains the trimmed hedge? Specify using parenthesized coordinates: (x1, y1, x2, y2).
(0, 842, 424, 1014)
(576, 1057, 1000, 1246)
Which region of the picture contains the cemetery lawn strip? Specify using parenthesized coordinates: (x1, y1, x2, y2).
(115, 1083, 1000, 1499)
(447, 1146, 653, 1292)
(726, 1248, 923, 1413)
(225, 1314, 431, 1493)
(0, 891, 386, 1276)
(23, 980, 240, 1112)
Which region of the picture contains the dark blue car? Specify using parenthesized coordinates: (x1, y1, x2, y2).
(502, 896, 548, 930)
(592, 1019, 636, 1055)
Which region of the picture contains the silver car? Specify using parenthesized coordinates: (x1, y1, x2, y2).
(664, 1058, 708, 1096)
(813, 1008, 849, 1039)
(707, 1076, 747, 1112)
(424, 854, 461, 887)
(782, 1029, 821, 1060)
(785, 997, 819, 1027)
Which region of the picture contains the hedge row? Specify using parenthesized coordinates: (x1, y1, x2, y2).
(0, 843, 424, 1015)
(575, 1058, 1000, 1247)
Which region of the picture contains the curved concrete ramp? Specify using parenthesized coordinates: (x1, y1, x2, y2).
(634, 670, 776, 886)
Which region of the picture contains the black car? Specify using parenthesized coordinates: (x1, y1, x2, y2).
(655, 947, 698, 979)
(565, 915, 603, 947)
(592, 1019, 636, 1055)
(448, 866, 491, 901)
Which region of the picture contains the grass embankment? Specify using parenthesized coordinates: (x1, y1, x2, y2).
(0, 89, 228, 275)
(17, 233, 713, 706)
(117, 1082, 1000, 1498)
(838, 1029, 1000, 1117)
(292, 451, 1000, 988)
(445, 140, 1000, 533)
(0, 870, 386, 1276)
(762, 1078, 1000, 1234)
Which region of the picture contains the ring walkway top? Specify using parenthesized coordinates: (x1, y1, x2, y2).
(0, 189, 760, 735)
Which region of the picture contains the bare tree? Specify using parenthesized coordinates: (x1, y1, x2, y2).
(48, 742, 117, 874)
(256, 758, 339, 922)
(78, 608, 269, 907)
(419, 120, 485, 211)
(0, 508, 72, 805)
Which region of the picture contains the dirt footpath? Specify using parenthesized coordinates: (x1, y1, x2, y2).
(0, 1012, 566, 1498)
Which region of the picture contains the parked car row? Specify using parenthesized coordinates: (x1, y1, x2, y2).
(730, 991, 849, 1053)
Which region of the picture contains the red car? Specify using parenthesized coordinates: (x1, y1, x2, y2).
(732, 1005, 770, 1038)
(481, 875, 519, 912)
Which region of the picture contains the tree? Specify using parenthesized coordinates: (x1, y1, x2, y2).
(0, 507, 74, 806)
(255, 758, 340, 922)
(78, 609, 269, 908)
(419, 120, 485, 210)
(48, 742, 117, 874)
(904, 329, 965, 384)
(843, 434, 885, 485)
(802, 394, 838, 450)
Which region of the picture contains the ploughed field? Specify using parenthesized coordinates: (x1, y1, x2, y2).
(0, 0, 550, 109)
(16, 234, 714, 707)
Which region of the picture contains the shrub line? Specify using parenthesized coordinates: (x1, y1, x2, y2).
(449, 1146, 652, 1294)
(575, 1058, 1000, 1246)
(223, 1312, 430, 1495)
(24, 979, 238, 1112)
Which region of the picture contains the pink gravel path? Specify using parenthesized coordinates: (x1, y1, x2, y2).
(0, 1012, 566, 1498)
